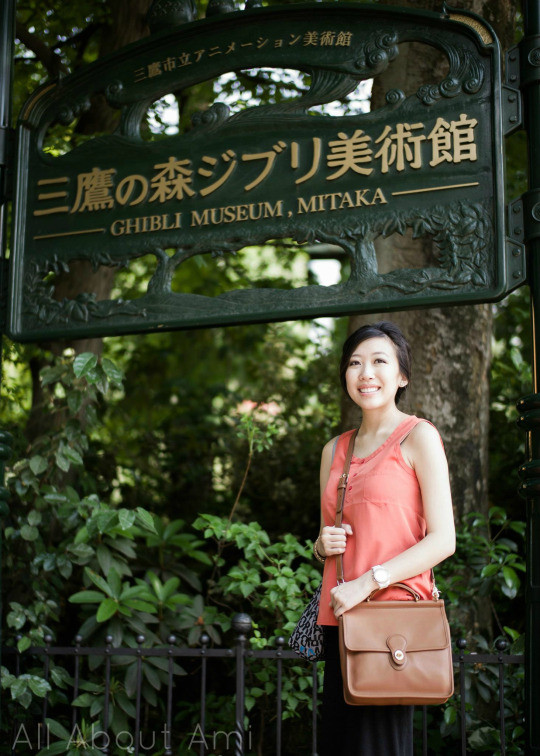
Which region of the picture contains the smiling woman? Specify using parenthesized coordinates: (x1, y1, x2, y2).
(313, 320, 455, 756)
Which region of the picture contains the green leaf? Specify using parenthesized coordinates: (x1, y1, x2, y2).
(85, 568, 114, 597)
(120, 584, 151, 600)
(73, 353, 98, 378)
(28, 677, 52, 697)
(143, 663, 161, 690)
(85, 366, 101, 384)
(122, 599, 157, 613)
(125, 663, 138, 698)
(67, 543, 94, 564)
(63, 447, 84, 466)
(7, 608, 26, 630)
(45, 717, 72, 740)
(102, 358, 124, 385)
(480, 564, 499, 578)
(502, 566, 519, 589)
(116, 691, 136, 717)
(90, 698, 103, 717)
(29, 456, 48, 475)
(94, 510, 117, 534)
(43, 491, 68, 504)
(502, 626, 520, 641)
(146, 571, 163, 600)
(136, 507, 157, 533)
(118, 509, 136, 531)
(107, 568, 122, 599)
(1, 669, 15, 688)
(240, 582, 254, 598)
(67, 391, 83, 414)
(20, 525, 39, 541)
(109, 538, 136, 559)
(501, 583, 518, 599)
(69, 590, 105, 604)
(469, 726, 497, 748)
(54, 451, 70, 473)
(17, 637, 31, 653)
(37, 743, 69, 756)
(96, 598, 118, 622)
(27, 510, 42, 526)
(72, 693, 95, 707)
(95, 374, 109, 394)
(11, 677, 31, 704)
(161, 576, 181, 600)
(50, 667, 70, 688)
(96, 545, 113, 574)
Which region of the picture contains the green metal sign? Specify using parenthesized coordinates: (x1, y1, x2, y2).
(8, 2, 522, 340)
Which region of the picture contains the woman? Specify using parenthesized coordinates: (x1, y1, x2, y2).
(314, 321, 455, 756)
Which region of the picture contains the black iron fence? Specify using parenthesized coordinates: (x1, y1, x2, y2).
(2, 613, 524, 756)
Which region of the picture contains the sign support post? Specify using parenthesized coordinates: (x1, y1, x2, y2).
(0, 0, 16, 730)
(0, 0, 15, 300)
(518, 0, 540, 752)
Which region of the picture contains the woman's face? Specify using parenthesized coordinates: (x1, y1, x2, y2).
(345, 336, 407, 410)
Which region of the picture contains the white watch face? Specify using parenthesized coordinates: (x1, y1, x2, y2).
(374, 568, 389, 583)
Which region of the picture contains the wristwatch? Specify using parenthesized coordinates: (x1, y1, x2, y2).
(371, 564, 390, 589)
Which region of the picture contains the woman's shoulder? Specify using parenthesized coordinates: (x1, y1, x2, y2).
(410, 417, 441, 436)
(322, 428, 357, 455)
(404, 417, 444, 452)
(321, 429, 358, 469)
(400, 418, 445, 470)
(322, 434, 339, 452)
(320, 434, 342, 490)
(321, 434, 340, 463)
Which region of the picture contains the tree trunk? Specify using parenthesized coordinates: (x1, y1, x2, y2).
(26, 0, 153, 437)
(51, 0, 153, 356)
(341, 0, 515, 633)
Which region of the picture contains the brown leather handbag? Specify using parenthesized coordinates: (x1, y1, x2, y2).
(335, 430, 454, 706)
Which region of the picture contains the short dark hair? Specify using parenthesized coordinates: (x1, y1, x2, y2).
(339, 321, 412, 405)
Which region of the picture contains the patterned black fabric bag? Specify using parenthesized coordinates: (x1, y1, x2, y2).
(288, 583, 325, 661)
(289, 432, 359, 663)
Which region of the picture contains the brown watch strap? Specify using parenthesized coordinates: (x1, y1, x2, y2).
(335, 429, 359, 584)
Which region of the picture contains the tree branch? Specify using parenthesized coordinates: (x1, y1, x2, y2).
(238, 70, 306, 94)
(55, 22, 101, 51)
(15, 20, 69, 78)
(56, 23, 103, 67)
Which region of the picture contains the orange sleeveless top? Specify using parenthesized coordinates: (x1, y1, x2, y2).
(317, 415, 436, 626)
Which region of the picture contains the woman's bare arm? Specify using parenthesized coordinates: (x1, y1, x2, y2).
(317, 435, 353, 558)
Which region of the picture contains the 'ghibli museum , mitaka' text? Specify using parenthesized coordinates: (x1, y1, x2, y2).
(108, 187, 389, 235)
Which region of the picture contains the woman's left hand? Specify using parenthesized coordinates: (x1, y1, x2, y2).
(329, 575, 373, 618)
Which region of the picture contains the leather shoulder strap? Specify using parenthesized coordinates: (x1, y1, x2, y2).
(335, 429, 358, 584)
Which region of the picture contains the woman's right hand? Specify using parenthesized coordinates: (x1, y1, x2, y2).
(319, 524, 353, 556)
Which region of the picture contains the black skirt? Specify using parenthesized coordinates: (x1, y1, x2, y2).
(318, 626, 413, 756)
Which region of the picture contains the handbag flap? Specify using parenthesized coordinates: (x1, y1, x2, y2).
(341, 601, 450, 652)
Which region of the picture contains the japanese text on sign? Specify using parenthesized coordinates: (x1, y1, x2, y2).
(133, 30, 354, 82)
(33, 114, 478, 218)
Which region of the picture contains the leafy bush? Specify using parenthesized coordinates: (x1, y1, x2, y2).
(0, 355, 323, 754)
